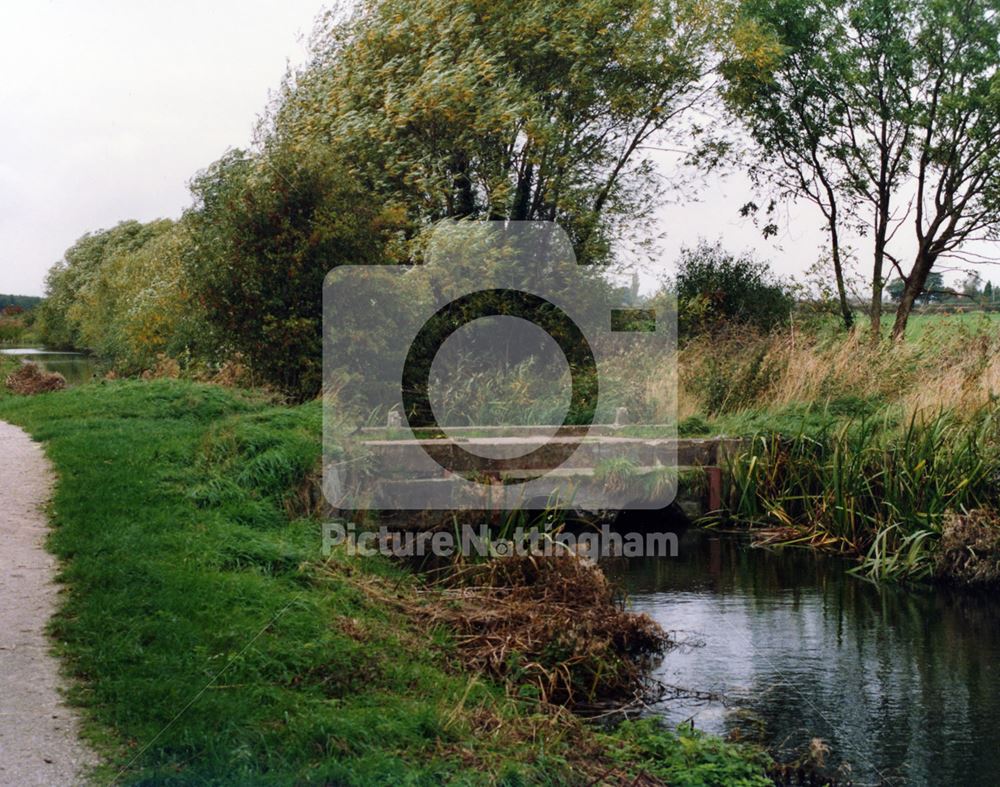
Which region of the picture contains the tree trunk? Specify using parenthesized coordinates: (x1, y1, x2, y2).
(829, 222, 853, 329)
(511, 161, 534, 221)
(891, 250, 936, 339)
(870, 277, 883, 343)
(451, 152, 475, 218)
(869, 206, 892, 344)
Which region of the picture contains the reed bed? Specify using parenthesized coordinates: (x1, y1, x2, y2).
(720, 410, 1000, 581)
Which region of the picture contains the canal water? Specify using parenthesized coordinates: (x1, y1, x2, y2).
(609, 527, 1000, 786)
(0, 348, 99, 386)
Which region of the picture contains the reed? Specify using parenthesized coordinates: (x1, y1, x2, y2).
(721, 409, 1000, 580)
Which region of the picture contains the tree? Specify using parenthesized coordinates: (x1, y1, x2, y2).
(889, 0, 1000, 336)
(674, 240, 793, 337)
(0, 295, 41, 311)
(720, 0, 859, 329)
(886, 277, 906, 302)
(961, 272, 983, 300)
(722, 0, 1000, 340)
(38, 220, 169, 351)
(917, 271, 946, 305)
(273, 0, 719, 265)
(186, 147, 390, 399)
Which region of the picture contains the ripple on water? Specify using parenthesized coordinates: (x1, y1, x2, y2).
(607, 528, 1000, 786)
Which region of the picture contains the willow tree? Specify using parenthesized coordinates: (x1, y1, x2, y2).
(723, 0, 1000, 339)
(273, 0, 719, 264)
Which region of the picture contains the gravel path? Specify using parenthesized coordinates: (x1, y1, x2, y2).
(0, 420, 96, 785)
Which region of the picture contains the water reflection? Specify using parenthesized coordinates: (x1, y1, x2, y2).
(609, 528, 1000, 786)
(0, 348, 99, 386)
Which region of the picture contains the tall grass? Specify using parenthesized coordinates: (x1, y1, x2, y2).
(677, 321, 1000, 422)
(723, 410, 1000, 581)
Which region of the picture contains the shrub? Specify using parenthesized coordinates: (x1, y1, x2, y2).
(676, 241, 793, 338)
(187, 147, 391, 401)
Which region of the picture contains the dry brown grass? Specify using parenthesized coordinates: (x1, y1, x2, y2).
(140, 353, 182, 380)
(4, 362, 67, 395)
(674, 324, 1000, 422)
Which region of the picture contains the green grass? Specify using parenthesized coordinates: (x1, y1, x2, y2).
(0, 374, 768, 785)
(849, 309, 1000, 342)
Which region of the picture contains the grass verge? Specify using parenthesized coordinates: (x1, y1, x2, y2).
(0, 375, 769, 785)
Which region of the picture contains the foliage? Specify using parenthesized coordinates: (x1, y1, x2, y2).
(674, 241, 793, 338)
(36, 219, 211, 370)
(722, 0, 1000, 339)
(38, 220, 164, 350)
(32, 0, 724, 397)
(275, 0, 718, 265)
(886, 272, 944, 304)
(0, 313, 27, 344)
(187, 147, 391, 400)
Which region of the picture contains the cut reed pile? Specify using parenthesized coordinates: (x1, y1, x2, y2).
(425, 554, 669, 707)
(326, 551, 670, 708)
(934, 509, 1000, 585)
(4, 362, 66, 395)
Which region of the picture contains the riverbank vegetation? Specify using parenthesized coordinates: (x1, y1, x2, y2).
(0, 300, 39, 345)
(675, 321, 1000, 582)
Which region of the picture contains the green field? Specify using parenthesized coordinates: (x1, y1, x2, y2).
(847, 309, 1000, 342)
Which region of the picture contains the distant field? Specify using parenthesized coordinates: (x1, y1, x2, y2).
(903, 311, 1000, 340)
(848, 310, 1000, 341)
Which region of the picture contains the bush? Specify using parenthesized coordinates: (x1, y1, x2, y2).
(187, 147, 391, 401)
(676, 241, 793, 338)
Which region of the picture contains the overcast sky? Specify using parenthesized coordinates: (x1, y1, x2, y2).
(0, 0, 323, 295)
(0, 1, 993, 297)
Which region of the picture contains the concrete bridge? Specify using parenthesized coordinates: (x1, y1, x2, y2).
(332, 426, 743, 515)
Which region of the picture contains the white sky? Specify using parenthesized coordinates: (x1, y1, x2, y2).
(0, 0, 323, 295)
(0, 1, 994, 297)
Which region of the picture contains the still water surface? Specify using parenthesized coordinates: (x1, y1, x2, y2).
(610, 528, 1000, 786)
(0, 347, 99, 386)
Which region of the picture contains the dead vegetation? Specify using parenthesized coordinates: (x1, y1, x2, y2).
(423, 554, 670, 707)
(4, 362, 66, 395)
(934, 509, 1000, 585)
(322, 550, 670, 709)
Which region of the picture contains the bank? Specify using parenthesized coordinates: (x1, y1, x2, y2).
(0, 365, 770, 785)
